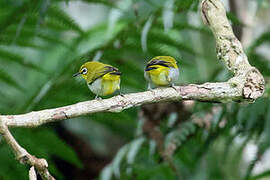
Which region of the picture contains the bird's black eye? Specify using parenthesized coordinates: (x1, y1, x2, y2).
(81, 67, 88, 75)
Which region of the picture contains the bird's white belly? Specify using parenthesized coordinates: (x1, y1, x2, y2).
(145, 67, 179, 87)
(88, 78, 103, 96)
(169, 68, 179, 83)
(87, 78, 120, 96)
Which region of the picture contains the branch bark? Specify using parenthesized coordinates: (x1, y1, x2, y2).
(0, 86, 231, 127)
(1, 81, 263, 128)
(0, 1, 265, 127)
(202, 0, 264, 96)
(0, 119, 55, 180)
(29, 167, 37, 180)
(0, 0, 265, 179)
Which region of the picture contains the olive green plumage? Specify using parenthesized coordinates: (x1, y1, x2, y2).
(73, 61, 121, 98)
(144, 56, 179, 88)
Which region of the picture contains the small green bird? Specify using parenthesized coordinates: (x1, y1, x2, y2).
(73, 61, 121, 99)
(144, 56, 179, 89)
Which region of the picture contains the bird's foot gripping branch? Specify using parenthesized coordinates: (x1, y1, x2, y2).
(0, 0, 265, 179)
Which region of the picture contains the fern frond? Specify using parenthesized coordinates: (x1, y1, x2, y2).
(0, 68, 24, 91)
(0, 48, 44, 72)
(249, 30, 270, 52)
(165, 121, 197, 150)
(47, 6, 84, 34)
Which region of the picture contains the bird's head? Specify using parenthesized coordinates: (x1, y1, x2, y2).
(155, 56, 178, 68)
(73, 61, 107, 83)
(73, 63, 89, 80)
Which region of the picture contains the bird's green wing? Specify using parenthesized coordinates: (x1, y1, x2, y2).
(90, 65, 121, 83)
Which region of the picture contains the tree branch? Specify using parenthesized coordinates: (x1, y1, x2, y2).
(0, 119, 55, 180)
(201, 0, 264, 94)
(0, 1, 265, 128)
(29, 166, 37, 180)
(0, 83, 239, 127)
(1, 81, 263, 128)
(0, 0, 265, 128)
(0, 0, 265, 179)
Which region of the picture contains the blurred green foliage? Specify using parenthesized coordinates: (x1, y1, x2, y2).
(0, 0, 270, 180)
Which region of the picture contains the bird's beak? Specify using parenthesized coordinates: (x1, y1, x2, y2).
(73, 72, 81, 77)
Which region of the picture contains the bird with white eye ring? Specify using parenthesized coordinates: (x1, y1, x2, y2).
(73, 61, 122, 99)
(81, 67, 87, 75)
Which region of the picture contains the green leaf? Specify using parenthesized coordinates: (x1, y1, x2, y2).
(250, 169, 270, 180)
(14, 128, 82, 168)
(0, 68, 24, 91)
(249, 30, 270, 52)
(141, 15, 154, 52)
(0, 48, 44, 72)
(226, 12, 244, 26)
(47, 6, 84, 34)
(112, 144, 129, 178)
(100, 164, 113, 180)
(162, 0, 174, 32)
(0, 144, 28, 180)
(127, 137, 145, 164)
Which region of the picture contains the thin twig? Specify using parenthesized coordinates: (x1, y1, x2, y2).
(29, 167, 37, 180)
(0, 119, 55, 180)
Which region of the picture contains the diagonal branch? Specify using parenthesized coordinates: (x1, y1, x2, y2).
(0, 119, 55, 180)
